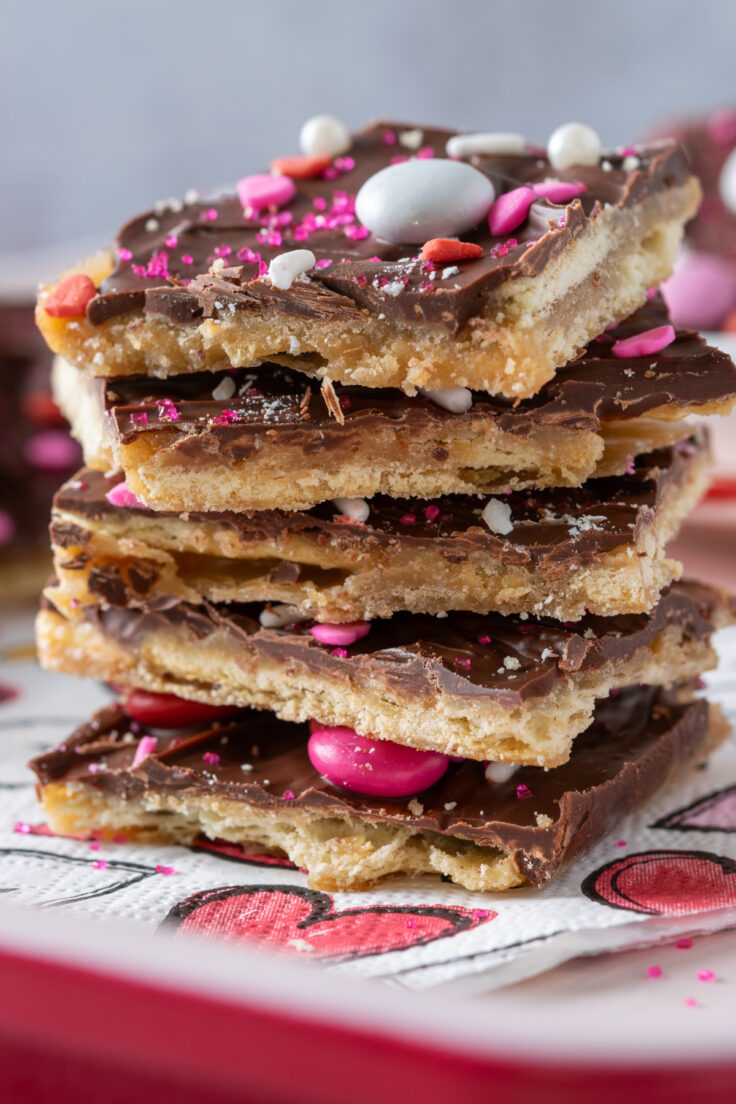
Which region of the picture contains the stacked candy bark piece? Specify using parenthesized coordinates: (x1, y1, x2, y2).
(29, 117, 736, 892)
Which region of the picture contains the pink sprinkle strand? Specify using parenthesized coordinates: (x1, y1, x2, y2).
(283, 790, 295, 800)
(697, 969, 716, 982)
(117, 247, 133, 261)
(488, 186, 534, 236)
(612, 325, 675, 359)
(647, 965, 663, 979)
(237, 173, 296, 212)
(310, 621, 371, 647)
(156, 865, 176, 876)
(131, 736, 157, 768)
(105, 481, 146, 510)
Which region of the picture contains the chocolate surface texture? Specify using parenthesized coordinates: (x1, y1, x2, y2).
(29, 686, 710, 885)
(85, 121, 693, 336)
(69, 581, 730, 710)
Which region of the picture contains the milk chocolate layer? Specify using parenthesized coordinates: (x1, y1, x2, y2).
(53, 436, 704, 583)
(29, 686, 711, 886)
(72, 581, 729, 710)
(86, 121, 692, 337)
(97, 300, 736, 455)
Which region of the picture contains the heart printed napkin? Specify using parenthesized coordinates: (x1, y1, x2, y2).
(2, 611, 736, 993)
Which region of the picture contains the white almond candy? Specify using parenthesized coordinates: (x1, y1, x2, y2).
(446, 132, 525, 159)
(420, 386, 473, 413)
(259, 604, 301, 629)
(720, 148, 736, 214)
(484, 761, 520, 784)
(481, 498, 513, 535)
(355, 159, 494, 244)
(299, 114, 352, 159)
(268, 249, 316, 291)
(547, 122, 601, 169)
(211, 376, 236, 400)
(332, 497, 370, 523)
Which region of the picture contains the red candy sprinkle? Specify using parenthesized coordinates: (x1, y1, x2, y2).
(421, 238, 484, 263)
(400, 514, 416, 525)
(121, 689, 239, 729)
(44, 274, 97, 318)
(270, 154, 331, 179)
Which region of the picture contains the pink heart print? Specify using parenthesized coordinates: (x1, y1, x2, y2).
(653, 786, 736, 833)
(582, 849, 736, 915)
(163, 884, 496, 962)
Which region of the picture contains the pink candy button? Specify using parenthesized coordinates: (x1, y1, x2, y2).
(310, 621, 371, 647)
(489, 180, 586, 236)
(308, 724, 449, 798)
(0, 509, 16, 546)
(237, 173, 296, 211)
(611, 324, 676, 358)
(23, 430, 80, 472)
(105, 481, 147, 509)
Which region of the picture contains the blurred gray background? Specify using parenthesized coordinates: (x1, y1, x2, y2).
(2, 0, 735, 256)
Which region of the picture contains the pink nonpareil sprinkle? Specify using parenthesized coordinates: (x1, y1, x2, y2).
(157, 398, 179, 422)
(684, 997, 698, 1008)
(89, 841, 102, 851)
(156, 865, 176, 876)
(697, 969, 716, 982)
(453, 656, 471, 669)
(478, 635, 492, 645)
(616, 840, 627, 847)
(130, 411, 148, 425)
(214, 244, 232, 257)
(612, 325, 675, 359)
(202, 207, 219, 221)
(117, 247, 133, 261)
(181, 254, 194, 265)
(283, 790, 295, 800)
(677, 938, 694, 949)
(131, 264, 147, 277)
(105, 481, 146, 509)
(202, 751, 220, 765)
(332, 647, 348, 658)
(425, 504, 440, 521)
(344, 224, 370, 240)
(211, 409, 239, 425)
(92, 860, 108, 871)
(416, 146, 435, 159)
(647, 965, 663, 979)
(310, 621, 371, 647)
(516, 784, 533, 801)
(382, 130, 397, 145)
(146, 250, 170, 279)
(132, 735, 157, 768)
(164, 235, 178, 249)
(13, 822, 30, 835)
(390, 154, 409, 165)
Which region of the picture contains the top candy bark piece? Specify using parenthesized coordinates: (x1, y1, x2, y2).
(37, 120, 700, 398)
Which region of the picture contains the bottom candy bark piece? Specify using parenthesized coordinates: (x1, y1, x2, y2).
(29, 686, 727, 893)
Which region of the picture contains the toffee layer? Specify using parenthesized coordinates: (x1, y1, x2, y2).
(30, 688, 721, 892)
(37, 580, 734, 765)
(51, 438, 708, 621)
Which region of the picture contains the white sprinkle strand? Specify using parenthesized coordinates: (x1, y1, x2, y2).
(212, 376, 236, 401)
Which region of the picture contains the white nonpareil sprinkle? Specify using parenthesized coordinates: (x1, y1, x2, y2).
(268, 249, 317, 290)
(184, 188, 200, 204)
(484, 761, 520, 784)
(382, 279, 406, 297)
(145, 218, 160, 232)
(547, 122, 601, 170)
(446, 132, 525, 159)
(399, 128, 424, 150)
(444, 802, 457, 812)
(481, 498, 513, 535)
(420, 386, 473, 413)
(259, 604, 301, 629)
(332, 497, 370, 523)
(503, 655, 521, 670)
(622, 154, 640, 171)
(212, 376, 236, 401)
(240, 764, 253, 772)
